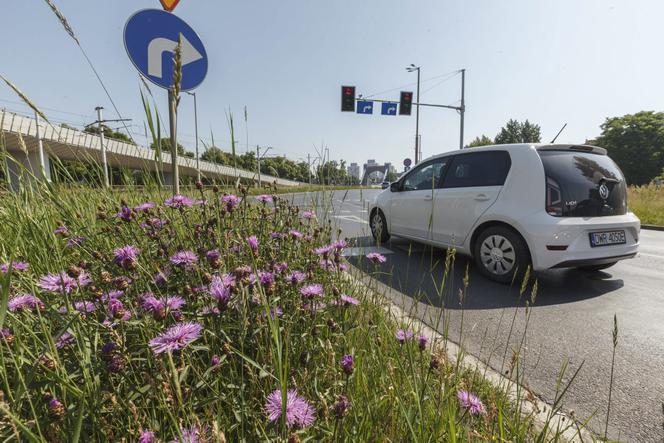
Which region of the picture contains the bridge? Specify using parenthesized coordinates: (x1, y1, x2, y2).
(360, 162, 391, 186)
(0, 109, 301, 190)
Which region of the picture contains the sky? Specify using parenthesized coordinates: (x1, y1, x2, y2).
(2, 0, 664, 171)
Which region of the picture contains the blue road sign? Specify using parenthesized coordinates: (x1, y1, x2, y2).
(357, 100, 374, 114)
(381, 103, 398, 115)
(124, 9, 208, 91)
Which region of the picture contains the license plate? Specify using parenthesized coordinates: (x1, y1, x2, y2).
(589, 230, 626, 247)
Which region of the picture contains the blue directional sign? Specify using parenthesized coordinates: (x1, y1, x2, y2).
(124, 9, 208, 91)
(381, 102, 398, 115)
(357, 100, 374, 115)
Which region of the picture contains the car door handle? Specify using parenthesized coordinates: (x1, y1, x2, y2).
(423, 194, 433, 201)
(474, 194, 490, 201)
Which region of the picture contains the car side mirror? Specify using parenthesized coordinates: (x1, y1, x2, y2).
(390, 182, 401, 192)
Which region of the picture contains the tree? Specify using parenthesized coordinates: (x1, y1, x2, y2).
(85, 125, 133, 144)
(593, 111, 664, 185)
(150, 139, 194, 158)
(467, 135, 494, 148)
(201, 146, 232, 165)
(494, 119, 541, 144)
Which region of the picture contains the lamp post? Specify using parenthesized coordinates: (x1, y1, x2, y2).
(185, 91, 201, 183)
(406, 64, 421, 163)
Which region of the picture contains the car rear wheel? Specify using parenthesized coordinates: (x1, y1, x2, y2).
(370, 210, 390, 244)
(578, 262, 617, 272)
(473, 226, 531, 284)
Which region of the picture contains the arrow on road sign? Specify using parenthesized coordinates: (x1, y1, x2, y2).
(148, 34, 203, 78)
(357, 100, 373, 114)
(381, 102, 397, 115)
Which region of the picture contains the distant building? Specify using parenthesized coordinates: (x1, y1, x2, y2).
(347, 162, 360, 180)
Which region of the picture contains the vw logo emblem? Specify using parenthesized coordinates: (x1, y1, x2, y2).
(599, 183, 610, 200)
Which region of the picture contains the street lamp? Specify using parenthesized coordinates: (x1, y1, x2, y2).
(185, 91, 201, 183)
(406, 64, 421, 163)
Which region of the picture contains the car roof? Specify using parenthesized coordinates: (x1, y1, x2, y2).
(421, 143, 606, 163)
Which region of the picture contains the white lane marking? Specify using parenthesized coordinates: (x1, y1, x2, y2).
(331, 215, 368, 225)
(342, 246, 394, 257)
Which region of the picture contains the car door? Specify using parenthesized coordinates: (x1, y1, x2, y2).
(433, 151, 512, 246)
(389, 158, 448, 240)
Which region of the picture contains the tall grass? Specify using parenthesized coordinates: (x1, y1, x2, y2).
(628, 184, 664, 226)
(0, 181, 594, 441)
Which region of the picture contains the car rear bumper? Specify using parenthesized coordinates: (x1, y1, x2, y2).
(522, 212, 640, 270)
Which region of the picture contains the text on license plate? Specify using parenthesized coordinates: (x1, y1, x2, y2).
(589, 230, 626, 247)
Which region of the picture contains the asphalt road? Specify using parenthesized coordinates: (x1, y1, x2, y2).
(286, 189, 664, 442)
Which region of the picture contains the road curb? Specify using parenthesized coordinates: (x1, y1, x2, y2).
(346, 265, 596, 442)
(642, 224, 664, 231)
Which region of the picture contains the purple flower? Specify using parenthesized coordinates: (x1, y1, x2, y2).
(138, 430, 156, 443)
(8, 294, 43, 312)
(107, 298, 128, 319)
(165, 194, 194, 209)
(206, 249, 221, 264)
(116, 206, 133, 222)
(142, 294, 185, 315)
(54, 225, 68, 236)
(209, 277, 231, 309)
(287, 271, 306, 285)
(66, 236, 87, 248)
(339, 294, 359, 306)
(289, 230, 303, 239)
(274, 262, 288, 274)
(299, 284, 323, 299)
(333, 395, 350, 419)
(154, 270, 169, 286)
(246, 236, 259, 253)
(263, 307, 283, 319)
(149, 322, 203, 354)
(340, 354, 354, 375)
(74, 300, 96, 313)
(395, 329, 414, 344)
(366, 252, 387, 263)
(101, 290, 124, 302)
(319, 259, 335, 271)
(56, 332, 75, 349)
(1, 261, 29, 273)
(114, 245, 140, 269)
(211, 355, 221, 366)
(256, 194, 273, 204)
(302, 211, 316, 220)
(417, 334, 429, 350)
(314, 245, 333, 256)
(172, 425, 206, 443)
(170, 250, 198, 268)
(332, 239, 347, 250)
(38, 272, 90, 294)
(271, 232, 285, 239)
(457, 390, 486, 416)
(135, 202, 156, 212)
(259, 271, 274, 287)
(265, 389, 316, 429)
(221, 194, 241, 211)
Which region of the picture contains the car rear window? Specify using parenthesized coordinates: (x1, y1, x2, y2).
(442, 151, 511, 188)
(539, 150, 627, 217)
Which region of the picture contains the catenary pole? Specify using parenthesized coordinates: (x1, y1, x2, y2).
(459, 69, 465, 149)
(95, 106, 109, 188)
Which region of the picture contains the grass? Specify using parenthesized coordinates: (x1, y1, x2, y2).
(0, 181, 593, 442)
(628, 184, 664, 226)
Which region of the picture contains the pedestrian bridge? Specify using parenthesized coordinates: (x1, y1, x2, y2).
(0, 109, 301, 189)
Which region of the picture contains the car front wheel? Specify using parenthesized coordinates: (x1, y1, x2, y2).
(473, 226, 531, 284)
(370, 210, 390, 244)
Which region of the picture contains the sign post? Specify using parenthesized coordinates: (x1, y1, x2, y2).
(124, 9, 207, 194)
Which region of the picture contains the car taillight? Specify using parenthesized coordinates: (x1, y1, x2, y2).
(546, 177, 563, 216)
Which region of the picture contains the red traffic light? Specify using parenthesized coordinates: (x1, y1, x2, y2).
(341, 86, 356, 112)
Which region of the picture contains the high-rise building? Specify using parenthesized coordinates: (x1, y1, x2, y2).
(347, 162, 360, 180)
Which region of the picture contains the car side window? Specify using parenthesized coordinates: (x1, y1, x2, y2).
(402, 159, 447, 191)
(442, 151, 511, 188)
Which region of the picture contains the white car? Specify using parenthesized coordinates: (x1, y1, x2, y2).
(368, 144, 640, 283)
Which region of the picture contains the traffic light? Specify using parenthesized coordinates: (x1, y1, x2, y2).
(341, 86, 355, 112)
(399, 91, 413, 115)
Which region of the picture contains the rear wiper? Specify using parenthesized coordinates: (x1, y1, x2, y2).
(600, 176, 621, 184)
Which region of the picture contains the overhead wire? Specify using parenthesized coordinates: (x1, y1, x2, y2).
(361, 69, 461, 99)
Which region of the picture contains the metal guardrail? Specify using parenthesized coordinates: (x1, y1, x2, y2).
(0, 109, 302, 187)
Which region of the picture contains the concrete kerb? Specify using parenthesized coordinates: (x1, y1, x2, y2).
(641, 224, 664, 232)
(345, 265, 596, 442)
